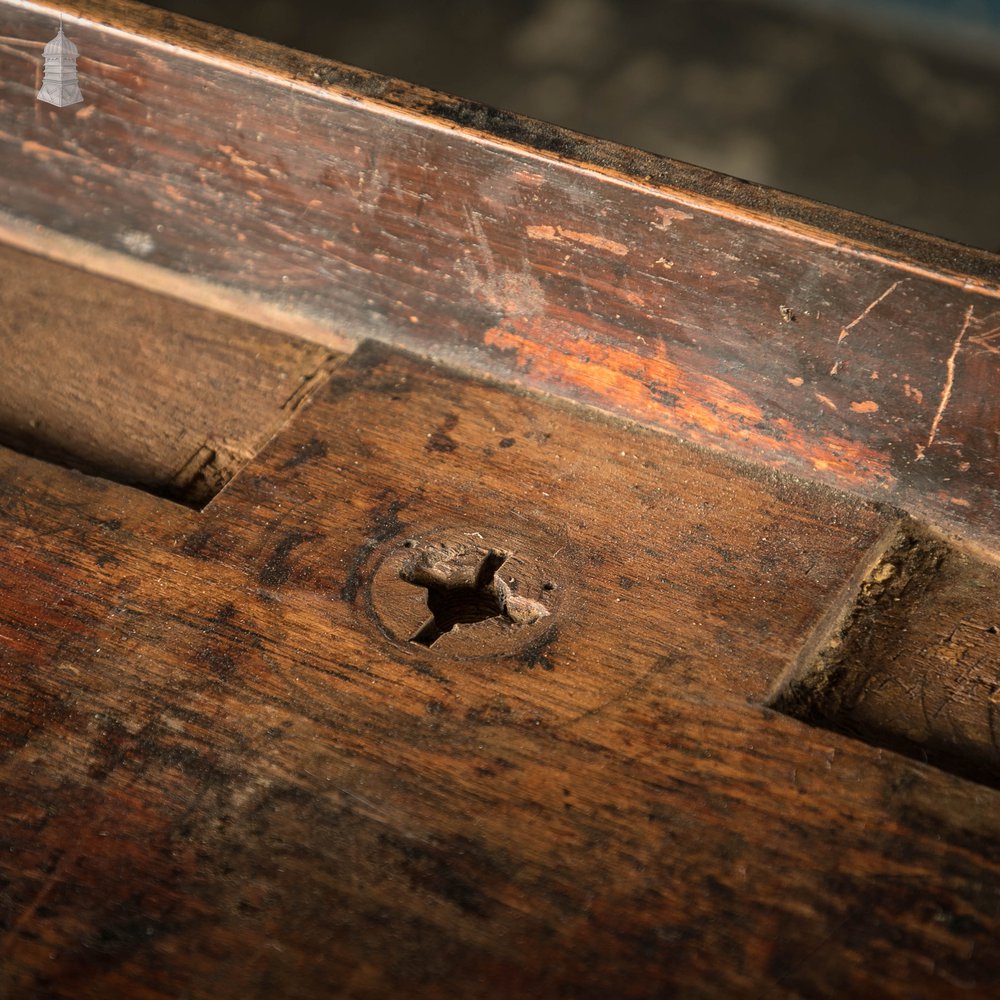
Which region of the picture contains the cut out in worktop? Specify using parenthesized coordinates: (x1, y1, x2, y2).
(2, 0, 998, 551)
(0, 244, 339, 507)
(771, 521, 1000, 790)
(2, 341, 998, 997)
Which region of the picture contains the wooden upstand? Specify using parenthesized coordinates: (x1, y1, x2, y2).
(1, 3, 998, 997)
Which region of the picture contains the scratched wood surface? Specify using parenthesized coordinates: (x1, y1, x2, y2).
(772, 520, 1000, 790)
(0, 243, 340, 505)
(0, 1, 998, 547)
(1, 342, 999, 998)
(1, 2, 999, 995)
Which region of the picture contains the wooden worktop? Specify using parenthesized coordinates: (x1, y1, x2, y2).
(0, 2, 998, 997)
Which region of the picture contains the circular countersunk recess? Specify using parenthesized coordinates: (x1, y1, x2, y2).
(368, 526, 564, 660)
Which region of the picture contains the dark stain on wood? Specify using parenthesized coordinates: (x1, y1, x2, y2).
(0, 3, 997, 545)
(3, 343, 995, 996)
(1, 2, 1000, 994)
(277, 436, 329, 471)
(424, 413, 460, 454)
(341, 496, 408, 604)
(258, 529, 318, 588)
(772, 520, 1000, 789)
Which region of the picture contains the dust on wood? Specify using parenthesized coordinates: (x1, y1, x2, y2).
(772, 519, 1000, 787)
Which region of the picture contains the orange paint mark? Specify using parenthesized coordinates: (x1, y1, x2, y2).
(652, 206, 694, 231)
(815, 393, 838, 411)
(786, 377, 804, 387)
(217, 143, 269, 181)
(513, 169, 543, 187)
(483, 321, 894, 488)
(526, 224, 629, 256)
(20, 140, 71, 161)
(561, 228, 629, 256)
(850, 400, 879, 414)
(526, 224, 557, 241)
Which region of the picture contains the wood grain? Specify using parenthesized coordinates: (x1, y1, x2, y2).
(1, 343, 997, 998)
(0, 1, 997, 547)
(202, 340, 896, 709)
(0, 243, 340, 505)
(772, 520, 1000, 789)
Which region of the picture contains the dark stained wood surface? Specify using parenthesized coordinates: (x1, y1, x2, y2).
(772, 520, 1000, 790)
(1, 342, 998, 998)
(0, 243, 341, 505)
(0, 2, 998, 547)
(195, 341, 897, 709)
(2, 3, 999, 995)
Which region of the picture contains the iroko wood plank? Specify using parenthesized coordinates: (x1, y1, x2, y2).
(1, 343, 998, 998)
(0, 242, 341, 505)
(0, 1, 998, 547)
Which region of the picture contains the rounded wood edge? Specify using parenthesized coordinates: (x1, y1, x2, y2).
(34, 0, 1000, 294)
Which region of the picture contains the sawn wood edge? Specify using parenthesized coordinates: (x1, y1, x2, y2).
(0, 0, 997, 551)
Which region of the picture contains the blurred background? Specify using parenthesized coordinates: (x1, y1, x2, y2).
(145, 0, 1000, 251)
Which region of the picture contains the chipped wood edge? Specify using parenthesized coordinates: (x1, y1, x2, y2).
(9, 0, 1000, 297)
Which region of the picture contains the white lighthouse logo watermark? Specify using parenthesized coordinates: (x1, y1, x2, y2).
(37, 16, 83, 108)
